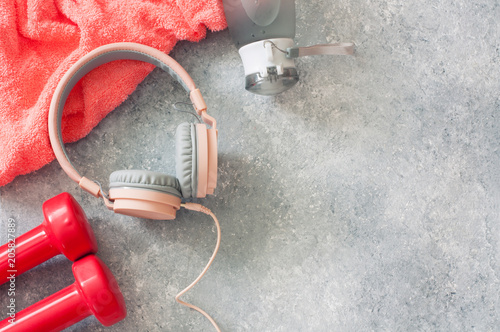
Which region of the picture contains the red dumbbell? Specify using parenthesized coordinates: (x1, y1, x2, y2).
(0, 192, 97, 285)
(0, 254, 127, 331)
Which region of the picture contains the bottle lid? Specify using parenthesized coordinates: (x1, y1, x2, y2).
(238, 38, 298, 95)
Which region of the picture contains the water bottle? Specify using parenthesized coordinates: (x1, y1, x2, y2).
(223, 0, 354, 95)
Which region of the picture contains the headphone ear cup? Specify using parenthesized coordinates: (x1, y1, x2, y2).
(175, 122, 197, 198)
(109, 170, 181, 195)
(108, 170, 182, 220)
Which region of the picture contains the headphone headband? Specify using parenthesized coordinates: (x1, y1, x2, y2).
(48, 42, 216, 197)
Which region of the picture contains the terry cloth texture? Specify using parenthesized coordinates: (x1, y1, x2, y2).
(0, 0, 226, 186)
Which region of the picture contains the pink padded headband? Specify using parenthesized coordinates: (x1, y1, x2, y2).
(48, 42, 216, 197)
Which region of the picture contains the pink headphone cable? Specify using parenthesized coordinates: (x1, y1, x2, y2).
(176, 203, 222, 332)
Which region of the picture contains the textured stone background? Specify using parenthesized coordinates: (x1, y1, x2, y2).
(1, 1, 499, 331)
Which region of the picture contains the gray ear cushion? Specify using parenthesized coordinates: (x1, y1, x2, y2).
(175, 122, 198, 198)
(109, 170, 182, 198)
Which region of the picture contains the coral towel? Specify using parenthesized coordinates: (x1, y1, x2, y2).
(0, 0, 226, 186)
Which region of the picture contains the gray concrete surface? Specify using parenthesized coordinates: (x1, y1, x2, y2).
(1, 1, 499, 331)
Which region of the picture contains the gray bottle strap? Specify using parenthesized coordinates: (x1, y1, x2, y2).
(287, 43, 355, 58)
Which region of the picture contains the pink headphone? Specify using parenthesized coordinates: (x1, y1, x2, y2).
(48, 43, 218, 220)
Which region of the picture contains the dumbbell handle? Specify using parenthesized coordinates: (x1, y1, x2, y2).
(0, 255, 126, 332)
(0, 225, 60, 285)
(0, 283, 91, 332)
(0, 192, 97, 286)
